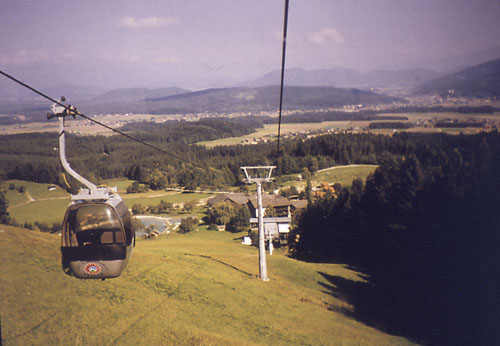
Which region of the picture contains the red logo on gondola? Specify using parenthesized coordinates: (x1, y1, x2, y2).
(84, 263, 101, 275)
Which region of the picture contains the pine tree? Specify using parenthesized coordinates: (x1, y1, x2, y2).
(0, 185, 10, 224)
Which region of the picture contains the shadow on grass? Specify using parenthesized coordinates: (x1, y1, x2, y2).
(185, 253, 254, 277)
(318, 270, 500, 346)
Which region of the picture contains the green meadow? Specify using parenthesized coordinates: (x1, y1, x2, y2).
(0, 224, 415, 345)
(2, 180, 70, 226)
(278, 165, 378, 192)
(314, 165, 378, 187)
(1, 179, 214, 226)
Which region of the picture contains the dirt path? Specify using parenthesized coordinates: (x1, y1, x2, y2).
(26, 192, 35, 203)
(10, 193, 69, 209)
(317, 164, 377, 172)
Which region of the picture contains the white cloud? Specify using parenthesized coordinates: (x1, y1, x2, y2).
(308, 27, 345, 45)
(0, 50, 50, 65)
(118, 16, 180, 29)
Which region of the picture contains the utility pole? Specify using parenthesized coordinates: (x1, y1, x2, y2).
(241, 166, 275, 281)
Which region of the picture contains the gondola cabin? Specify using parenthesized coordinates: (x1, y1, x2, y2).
(61, 188, 134, 279)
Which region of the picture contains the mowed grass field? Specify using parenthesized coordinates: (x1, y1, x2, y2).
(315, 165, 378, 187)
(2, 179, 214, 226)
(2, 180, 71, 226)
(0, 224, 415, 345)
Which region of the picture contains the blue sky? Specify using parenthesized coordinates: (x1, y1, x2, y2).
(1, 0, 500, 90)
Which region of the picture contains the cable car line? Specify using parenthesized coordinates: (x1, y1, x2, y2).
(0, 69, 204, 170)
(276, 0, 289, 155)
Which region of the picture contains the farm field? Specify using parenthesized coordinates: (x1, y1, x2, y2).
(0, 224, 416, 345)
(198, 122, 360, 147)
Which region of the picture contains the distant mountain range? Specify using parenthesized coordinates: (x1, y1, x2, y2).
(414, 58, 500, 98)
(245, 67, 439, 88)
(88, 87, 188, 103)
(0, 85, 402, 120)
(2, 58, 499, 121)
(76, 85, 402, 116)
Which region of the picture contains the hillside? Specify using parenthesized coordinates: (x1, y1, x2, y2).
(414, 58, 500, 97)
(76, 85, 401, 116)
(0, 225, 415, 345)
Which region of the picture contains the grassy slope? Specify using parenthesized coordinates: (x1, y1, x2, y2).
(0, 225, 415, 346)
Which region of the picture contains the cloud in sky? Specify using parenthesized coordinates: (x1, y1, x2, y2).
(308, 27, 344, 45)
(0, 50, 50, 65)
(118, 16, 180, 29)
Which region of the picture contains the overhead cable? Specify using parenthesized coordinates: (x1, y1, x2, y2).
(276, 0, 290, 154)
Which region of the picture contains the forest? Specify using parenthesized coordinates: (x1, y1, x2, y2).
(289, 131, 500, 346)
(0, 116, 442, 190)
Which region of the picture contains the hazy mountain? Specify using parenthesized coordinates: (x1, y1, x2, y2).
(245, 67, 438, 88)
(1, 85, 403, 120)
(425, 45, 500, 73)
(0, 82, 105, 102)
(414, 58, 500, 97)
(43, 84, 107, 102)
(89, 87, 189, 103)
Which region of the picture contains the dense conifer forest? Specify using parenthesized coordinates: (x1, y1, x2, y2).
(289, 131, 500, 346)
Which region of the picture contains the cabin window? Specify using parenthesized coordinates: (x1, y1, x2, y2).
(63, 204, 125, 247)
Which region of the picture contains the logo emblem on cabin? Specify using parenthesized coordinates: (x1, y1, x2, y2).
(84, 263, 101, 275)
